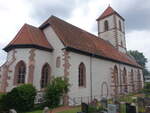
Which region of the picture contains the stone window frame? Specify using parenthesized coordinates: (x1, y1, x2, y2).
(78, 62, 86, 87)
(14, 60, 26, 85)
(40, 63, 51, 89)
(104, 20, 109, 31)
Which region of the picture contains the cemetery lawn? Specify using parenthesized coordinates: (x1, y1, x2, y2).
(25, 110, 42, 113)
(57, 107, 81, 113)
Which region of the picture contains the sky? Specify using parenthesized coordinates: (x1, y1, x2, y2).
(0, 0, 150, 70)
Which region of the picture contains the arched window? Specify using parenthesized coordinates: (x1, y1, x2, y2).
(131, 69, 135, 92)
(56, 56, 61, 68)
(41, 63, 51, 88)
(79, 63, 86, 87)
(123, 68, 128, 93)
(137, 70, 142, 90)
(14, 61, 26, 84)
(119, 20, 122, 31)
(104, 20, 109, 31)
(114, 66, 119, 94)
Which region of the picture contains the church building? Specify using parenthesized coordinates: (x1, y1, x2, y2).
(0, 6, 144, 104)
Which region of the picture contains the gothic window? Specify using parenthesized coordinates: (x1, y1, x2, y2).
(104, 20, 109, 31)
(119, 20, 122, 31)
(78, 63, 86, 87)
(114, 66, 119, 94)
(41, 63, 51, 88)
(56, 56, 61, 68)
(121, 40, 123, 47)
(137, 70, 142, 90)
(123, 68, 128, 93)
(14, 61, 26, 84)
(131, 69, 135, 92)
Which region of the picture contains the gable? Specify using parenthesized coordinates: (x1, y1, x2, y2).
(4, 24, 53, 52)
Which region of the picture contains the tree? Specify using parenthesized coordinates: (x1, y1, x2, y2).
(128, 50, 150, 76)
(1, 84, 36, 112)
(45, 77, 70, 108)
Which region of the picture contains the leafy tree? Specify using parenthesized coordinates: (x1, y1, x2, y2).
(143, 83, 150, 95)
(128, 50, 150, 76)
(45, 77, 70, 108)
(2, 84, 36, 112)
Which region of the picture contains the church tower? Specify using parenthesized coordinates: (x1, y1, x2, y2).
(97, 6, 126, 53)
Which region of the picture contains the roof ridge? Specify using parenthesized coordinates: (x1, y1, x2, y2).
(25, 24, 36, 45)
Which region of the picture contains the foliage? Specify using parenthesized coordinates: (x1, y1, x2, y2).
(142, 83, 150, 95)
(128, 50, 150, 76)
(45, 77, 70, 108)
(2, 84, 36, 112)
(0, 93, 7, 113)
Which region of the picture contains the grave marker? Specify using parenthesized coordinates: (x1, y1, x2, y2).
(9, 109, 17, 113)
(108, 104, 117, 113)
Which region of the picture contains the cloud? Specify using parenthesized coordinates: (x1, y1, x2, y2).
(0, 43, 7, 66)
(126, 30, 150, 70)
(112, 0, 150, 31)
(26, 0, 78, 23)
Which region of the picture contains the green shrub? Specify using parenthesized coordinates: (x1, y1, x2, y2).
(45, 77, 69, 108)
(3, 84, 36, 112)
(143, 83, 150, 95)
(0, 94, 7, 113)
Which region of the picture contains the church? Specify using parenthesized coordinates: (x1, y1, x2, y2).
(0, 6, 144, 104)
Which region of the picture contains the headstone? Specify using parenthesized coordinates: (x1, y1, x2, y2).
(43, 107, 49, 113)
(146, 106, 150, 113)
(35, 91, 45, 104)
(81, 103, 88, 113)
(9, 109, 17, 113)
(126, 103, 136, 113)
(101, 97, 107, 109)
(108, 104, 117, 113)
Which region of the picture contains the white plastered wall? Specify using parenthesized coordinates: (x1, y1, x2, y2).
(68, 51, 144, 103)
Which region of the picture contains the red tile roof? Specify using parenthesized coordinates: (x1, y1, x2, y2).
(97, 6, 124, 21)
(4, 24, 53, 52)
(40, 16, 140, 68)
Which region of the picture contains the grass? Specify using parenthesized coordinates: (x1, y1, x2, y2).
(57, 107, 81, 113)
(25, 107, 81, 113)
(25, 110, 42, 113)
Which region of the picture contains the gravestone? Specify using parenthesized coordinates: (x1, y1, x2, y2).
(100, 97, 107, 109)
(108, 104, 117, 113)
(9, 109, 17, 113)
(126, 103, 136, 113)
(43, 107, 49, 113)
(145, 106, 150, 113)
(81, 103, 88, 113)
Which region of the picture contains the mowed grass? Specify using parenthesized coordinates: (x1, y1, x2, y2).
(25, 110, 42, 113)
(57, 107, 81, 113)
(25, 107, 81, 113)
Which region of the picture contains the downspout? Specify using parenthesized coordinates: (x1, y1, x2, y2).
(90, 54, 93, 102)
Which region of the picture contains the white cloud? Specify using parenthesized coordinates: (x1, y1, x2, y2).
(0, 0, 150, 71)
(126, 30, 150, 69)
